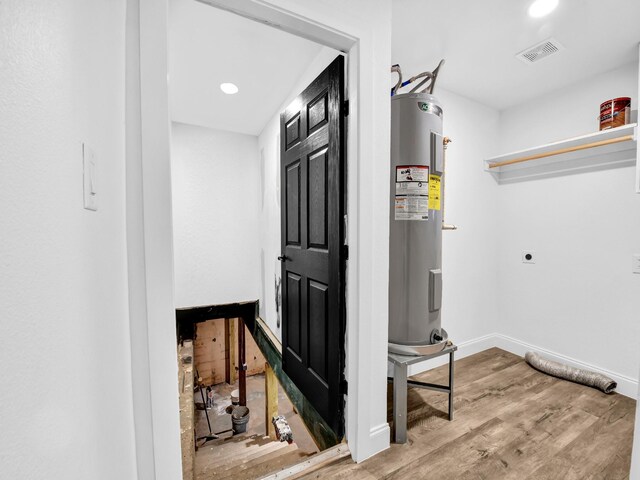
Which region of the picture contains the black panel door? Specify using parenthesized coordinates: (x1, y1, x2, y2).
(280, 55, 345, 435)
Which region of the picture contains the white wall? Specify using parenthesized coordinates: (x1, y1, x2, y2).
(171, 123, 261, 308)
(496, 61, 640, 390)
(0, 1, 137, 479)
(258, 46, 340, 339)
(399, 87, 503, 379)
(437, 88, 501, 346)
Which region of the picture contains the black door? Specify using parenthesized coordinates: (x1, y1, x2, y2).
(280, 55, 346, 435)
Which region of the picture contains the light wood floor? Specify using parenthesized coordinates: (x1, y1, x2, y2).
(298, 348, 636, 480)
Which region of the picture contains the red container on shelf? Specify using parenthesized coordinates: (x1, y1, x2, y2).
(599, 97, 631, 130)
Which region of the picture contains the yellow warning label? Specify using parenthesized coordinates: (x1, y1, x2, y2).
(428, 174, 441, 210)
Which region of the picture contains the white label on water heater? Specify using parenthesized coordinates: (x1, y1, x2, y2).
(395, 165, 429, 221)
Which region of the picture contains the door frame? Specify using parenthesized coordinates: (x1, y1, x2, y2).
(129, 0, 392, 477)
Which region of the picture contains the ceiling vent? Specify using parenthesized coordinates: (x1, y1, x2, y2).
(516, 38, 564, 64)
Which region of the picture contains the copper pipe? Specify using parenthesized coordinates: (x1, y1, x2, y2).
(441, 137, 457, 231)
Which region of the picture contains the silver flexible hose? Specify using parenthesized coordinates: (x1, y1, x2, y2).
(422, 59, 445, 94)
(408, 72, 434, 93)
(525, 351, 616, 394)
(391, 64, 402, 96)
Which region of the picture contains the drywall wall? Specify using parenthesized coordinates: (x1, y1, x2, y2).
(496, 61, 640, 388)
(435, 88, 501, 346)
(0, 1, 137, 479)
(171, 122, 261, 308)
(397, 86, 502, 379)
(257, 46, 340, 339)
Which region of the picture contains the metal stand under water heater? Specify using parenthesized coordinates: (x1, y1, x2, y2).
(388, 60, 455, 356)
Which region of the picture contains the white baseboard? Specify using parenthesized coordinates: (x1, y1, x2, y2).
(494, 333, 639, 399)
(390, 333, 638, 398)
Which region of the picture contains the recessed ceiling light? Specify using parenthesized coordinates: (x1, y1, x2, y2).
(220, 83, 239, 95)
(528, 0, 558, 17)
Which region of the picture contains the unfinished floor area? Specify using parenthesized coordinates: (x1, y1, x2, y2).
(177, 317, 320, 480)
(297, 348, 636, 479)
(194, 375, 318, 480)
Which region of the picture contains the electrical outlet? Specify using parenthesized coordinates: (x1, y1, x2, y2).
(522, 251, 535, 264)
(632, 254, 640, 274)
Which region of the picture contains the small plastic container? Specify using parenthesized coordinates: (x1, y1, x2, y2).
(599, 97, 631, 130)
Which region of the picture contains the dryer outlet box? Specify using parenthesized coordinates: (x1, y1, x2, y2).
(522, 251, 535, 264)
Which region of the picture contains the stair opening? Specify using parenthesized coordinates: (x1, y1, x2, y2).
(177, 305, 322, 480)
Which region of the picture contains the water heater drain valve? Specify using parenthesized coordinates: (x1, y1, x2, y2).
(430, 328, 448, 345)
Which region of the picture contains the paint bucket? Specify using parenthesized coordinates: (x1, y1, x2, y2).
(231, 389, 240, 405)
(231, 406, 250, 434)
(599, 97, 631, 130)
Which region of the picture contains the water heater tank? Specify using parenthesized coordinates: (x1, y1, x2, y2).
(388, 92, 447, 356)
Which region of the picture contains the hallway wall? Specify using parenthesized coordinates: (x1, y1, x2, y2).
(0, 1, 137, 479)
(171, 122, 261, 308)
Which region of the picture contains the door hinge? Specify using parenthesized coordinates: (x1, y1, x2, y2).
(340, 379, 348, 395)
(343, 100, 350, 117)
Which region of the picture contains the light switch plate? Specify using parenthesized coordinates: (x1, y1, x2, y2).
(83, 143, 97, 211)
(632, 254, 640, 274)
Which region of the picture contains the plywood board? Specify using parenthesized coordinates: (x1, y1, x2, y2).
(194, 318, 226, 385)
(194, 317, 265, 386)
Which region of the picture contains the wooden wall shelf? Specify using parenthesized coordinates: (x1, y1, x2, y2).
(485, 123, 637, 183)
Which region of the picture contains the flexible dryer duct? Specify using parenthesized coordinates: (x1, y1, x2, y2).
(525, 351, 616, 394)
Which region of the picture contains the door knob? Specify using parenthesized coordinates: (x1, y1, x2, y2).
(277, 255, 288, 262)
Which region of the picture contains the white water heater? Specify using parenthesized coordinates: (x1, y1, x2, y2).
(388, 62, 451, 356)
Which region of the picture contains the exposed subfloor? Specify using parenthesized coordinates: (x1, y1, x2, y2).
(297, 347, 636, 479)
(194, 374, 319, 479)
